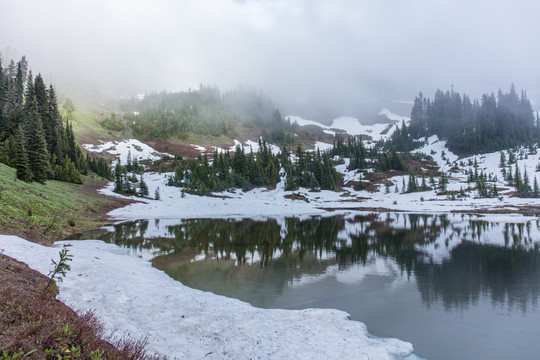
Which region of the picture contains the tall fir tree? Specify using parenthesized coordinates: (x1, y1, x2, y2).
(13, 124, 32, 182)
(65, 120, 78, 167)
(13, 62, 24, 107)
(22, 70, 34, 134)
(0, 58, 5, 136)
(139, 175, 149, 196)
(26, 96, 51, 183)
(45, 84, 61, 156)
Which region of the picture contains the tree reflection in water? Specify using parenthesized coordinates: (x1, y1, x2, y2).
(93, 213, 540, 311)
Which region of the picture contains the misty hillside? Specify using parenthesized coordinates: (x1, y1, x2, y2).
(120, 86, 295, 143)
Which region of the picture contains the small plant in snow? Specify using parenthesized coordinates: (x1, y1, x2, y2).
(46, 244, 73, 293)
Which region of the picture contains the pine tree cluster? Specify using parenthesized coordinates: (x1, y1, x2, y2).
(0, 56, 110, 183)
(382, 120, 423, 152)
(113, 151, 145, 195)
(163, 139, 281, 195)
(329, 135, 406, 172)
(284, 145, 339, 191)
(409, 85, 539, 155)
(498, 149, 540, 198)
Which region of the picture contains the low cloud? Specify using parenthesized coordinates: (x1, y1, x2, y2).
(2, 0, 539, 120)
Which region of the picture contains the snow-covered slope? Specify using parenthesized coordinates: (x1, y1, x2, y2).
(0, 235, 413, 360)
(83, 139, 170, 165)
(287, 108, 409, 143)
(86, 135, 540, 220)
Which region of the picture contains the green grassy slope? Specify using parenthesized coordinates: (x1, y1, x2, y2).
(0, 163, 131, 244)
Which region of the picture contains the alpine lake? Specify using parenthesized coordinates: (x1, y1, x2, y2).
(77, 212, 540, 360)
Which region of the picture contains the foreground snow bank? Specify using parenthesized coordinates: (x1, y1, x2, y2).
(0, 235, 413, 360)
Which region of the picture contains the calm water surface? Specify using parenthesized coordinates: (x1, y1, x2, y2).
(85, 213, 540, 360)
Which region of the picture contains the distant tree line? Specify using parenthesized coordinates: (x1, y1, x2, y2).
(408, 85, 539, 154)
(0, 56, 111, 183)
(123, 85, 296, 144)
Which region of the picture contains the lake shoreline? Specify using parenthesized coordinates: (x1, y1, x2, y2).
(0, 234, 415, 360)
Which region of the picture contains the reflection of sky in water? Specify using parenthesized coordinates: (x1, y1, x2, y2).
(100, 213, 540, 306)
(93, 212, 540, 360)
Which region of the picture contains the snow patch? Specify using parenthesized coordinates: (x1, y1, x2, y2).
(83, 139, 170, 165)
(379, 108, 410, 123)
(0, 235, 414, 360)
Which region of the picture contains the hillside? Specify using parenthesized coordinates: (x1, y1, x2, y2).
(0, 163, 133, 245)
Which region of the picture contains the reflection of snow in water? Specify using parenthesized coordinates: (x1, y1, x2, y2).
(106, 213, 540, 293)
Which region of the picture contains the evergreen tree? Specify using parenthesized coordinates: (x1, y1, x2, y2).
(421, 174, 427, 191)
(0, 58, 5, 136)
(499, 151, 506, 167)
(64, 120, 79, 168)
(409, 85, 540, 154)
(309, 173, 320, 191)
(13, 62, 24, 108)
(13, 124, 31, 182)
(139, 175, 149, 196)
(407, 170, 418, 193)
(22, 71, 34, 133)
(439, 172, 448, 192)
(523, 168, 531, 196)
(114, 161, 123, 192)
(26, 97, 51, 183)
(45, 84, 61, 156)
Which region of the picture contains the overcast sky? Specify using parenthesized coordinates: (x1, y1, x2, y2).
(1, 0, 540, 119)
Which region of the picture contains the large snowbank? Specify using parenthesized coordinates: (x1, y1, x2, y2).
(0, 235, 413, 360)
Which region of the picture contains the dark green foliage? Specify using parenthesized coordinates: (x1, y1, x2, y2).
(86, 153, 112, 179)
(0, 59, 6, 137)
(330, 134, 407, 174)
(409, 85, 539, 154)
(162, 139, 341, 195)
(13, 124, 31, 182)
(46, 85, 61, 156)
(330, 135, 366, 171)
(101, 112, 123, 131)
(406, 170, 418, 193)
(52, 156, 83, 184)
(114, 161, 123, 192)
(439, 172, 448, 192)
(180, 140, 282, 194)
(25, 97, 51, 183)
(113, 161, 138, 196)
(139, 175, 149, 197)
(0, 56, 101, 185)
(383, 120, 423, 152)
(284, 145, 339, 191)
(512, 164, 533, 198)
